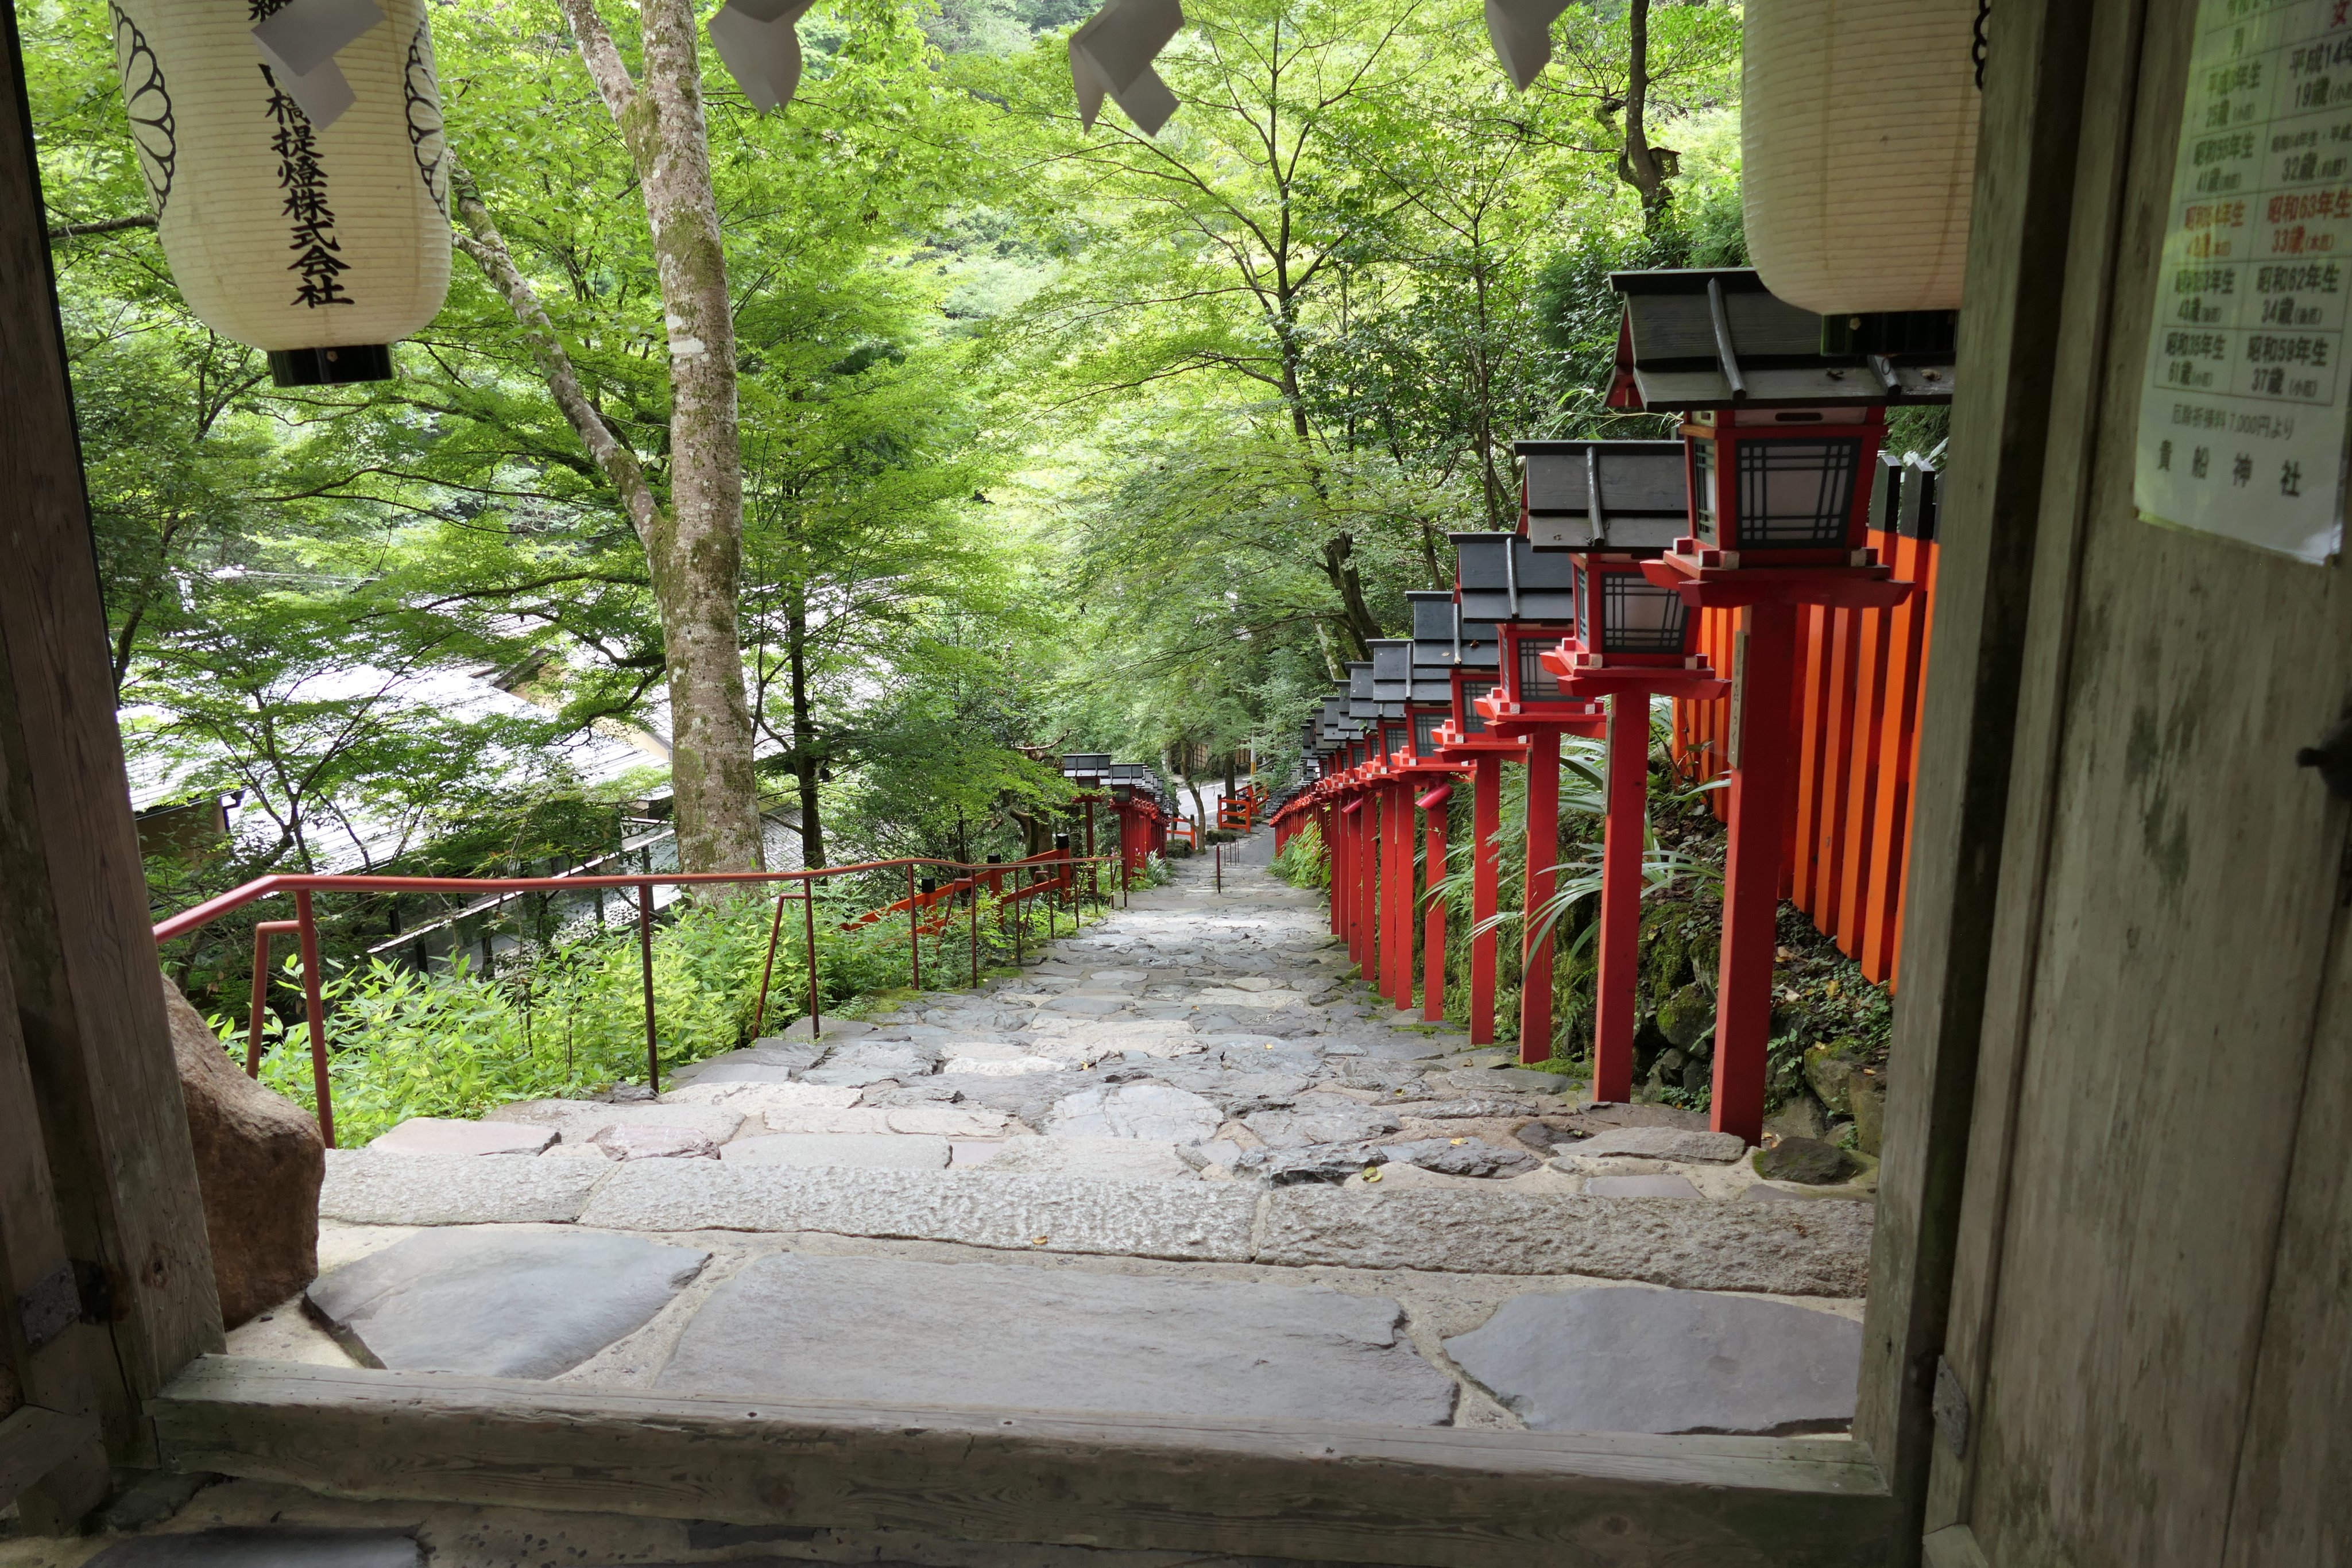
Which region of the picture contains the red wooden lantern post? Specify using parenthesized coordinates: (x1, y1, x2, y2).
(1370, 641, 1430, 1012)
(1604, 268, 1951, 1139)
(1519, 439, 1730, 1102)
(1429, 601, 1515, 1046)
(1392, 595, 1470, 1021)
(1457, 533, 1604, 1066)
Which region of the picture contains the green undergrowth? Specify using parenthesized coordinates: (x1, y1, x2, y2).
(229, 882, 1122, 1145)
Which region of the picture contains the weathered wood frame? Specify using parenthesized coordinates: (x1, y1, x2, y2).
(0, 0, 222, 1527)
(150, 1358, 1895, 1568)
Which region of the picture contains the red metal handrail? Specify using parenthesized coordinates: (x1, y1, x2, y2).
(155, 847, 1127, 1148)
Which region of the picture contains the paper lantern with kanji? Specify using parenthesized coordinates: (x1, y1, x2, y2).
(108, 0, 451, 386)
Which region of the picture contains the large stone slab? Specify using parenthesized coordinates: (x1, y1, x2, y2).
(486, 1101, 744, 1150)
(656, 1253, 1456, 1425)
(657, 1081, 863, 1112)
(577, 1163, 1258, 1261)
(798, 1042, 941, 1086)
(366, 1118, 555, 1157)
(1241, 1097, 1401, 1149)
(1573, 1126, 1750, 1164)
(1443, 1286, 1861, 1435)
(1044, 1083, 1223, 1141)
(721, 1133, 950, 1170)
(319, 1151, 606, 1225)
(1255, 1187, 1874, 1295)
(1583, 1174, 1704, 1199)
(305, 1225, 707, 1378)
(977, 1136, 1198, 1183)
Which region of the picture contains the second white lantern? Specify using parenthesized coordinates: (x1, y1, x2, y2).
(1742, 0, 1981, 315)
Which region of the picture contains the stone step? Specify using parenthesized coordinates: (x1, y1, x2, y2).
(317, 1151, 1872, 1295)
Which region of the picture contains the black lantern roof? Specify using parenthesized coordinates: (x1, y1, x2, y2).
(1061, 753, 1112, 780)
(1606, 269, 1956, 411)
(1370, 639, 1413, 702)
(1345, 661, 1377, 719)
(1517, 439, 1688, 553)
(1453, 532, 1577, 626)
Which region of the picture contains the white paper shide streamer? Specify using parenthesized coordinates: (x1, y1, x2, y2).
(1743, 0, 1979, 312)
(1484, 0, 1570, 91)
(1069, 0, 1182, 137)
(107, 0, 451, 385)
(707, 0, 817, 114)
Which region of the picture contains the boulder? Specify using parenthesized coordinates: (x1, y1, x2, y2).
(1754, 1137, 1859, 1186)
(1764, 1096, 1830, 1143)
(1802, 1039, 1867, 1117)
(1384, 1138, 1539, 1178)
(1850, 1077, 1886, 1156)
(1654, 983, 1717, 1051)
(1570, 1126, 1748, 1164)
(163, 978, 322, 1328)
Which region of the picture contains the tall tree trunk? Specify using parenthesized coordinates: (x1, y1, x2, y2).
(785, 587, 825, 869)
(1616, 0, 1675, 229)
(545, 0, 761, 876)
(1319, 535, 1380, 657)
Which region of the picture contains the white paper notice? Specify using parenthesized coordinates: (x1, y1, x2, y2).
(2136, 0, 2352, 564)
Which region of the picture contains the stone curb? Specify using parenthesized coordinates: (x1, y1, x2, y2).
(1255, 1188, 1874, 1297)
(577, 1163, 1261, 1263)
(319, 1151, 612, 1225)
(316, 1153, 1873, 1294)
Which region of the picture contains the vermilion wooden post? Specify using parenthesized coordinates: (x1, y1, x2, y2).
(1711, 604, 1800, 1144)
(1343, 797, 1366, 966)
(1360, 791, 1381, 984)
(1386, 780, 1415, 1009)
(1470, 754, 1502, 1046)
(1592, 694, 1649, 1102)
(1518, 731, 1561, 1066)
(1419, 783, 1452, 1022)
(1325, 802, 1344, 940)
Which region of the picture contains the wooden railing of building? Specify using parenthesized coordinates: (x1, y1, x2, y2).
(1673, 514, 1940, 989)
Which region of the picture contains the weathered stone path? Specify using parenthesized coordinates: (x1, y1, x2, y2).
(231, 836, 1875, 1438)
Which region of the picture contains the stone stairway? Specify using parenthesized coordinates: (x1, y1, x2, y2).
(230, 835, 1875, 1439)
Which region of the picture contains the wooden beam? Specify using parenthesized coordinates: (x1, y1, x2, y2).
(0, 925, 112, 1527)
(0, 1404, 102, 1511)
(1851, 0, 2104, 1556)
(0, 1, 223, 1469)
(153, 1357, 1896, 1568)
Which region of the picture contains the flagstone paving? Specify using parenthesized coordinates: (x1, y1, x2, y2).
(233, 835, 1877, 1435)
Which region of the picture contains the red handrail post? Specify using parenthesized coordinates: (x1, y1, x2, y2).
(906, 864, 920, 991)
(968, 870, 979, 988)
(247, 918, 301, 1077)
(803, 891, 822, 1035)
(291, 891, 335, 1149)
(753, 892, 788, 1034)
(637, 881, 660, 1093)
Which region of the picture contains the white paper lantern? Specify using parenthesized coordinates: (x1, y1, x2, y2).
(109, 0, 451, 385)
(1742, 0, 1980, 315)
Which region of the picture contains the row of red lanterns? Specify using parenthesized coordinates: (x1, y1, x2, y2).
(1273, 268, 1953, 1142)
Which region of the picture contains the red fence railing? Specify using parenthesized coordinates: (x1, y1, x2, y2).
(153, 849, 1124, 1149)
(1674, 525, 1939, 988)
